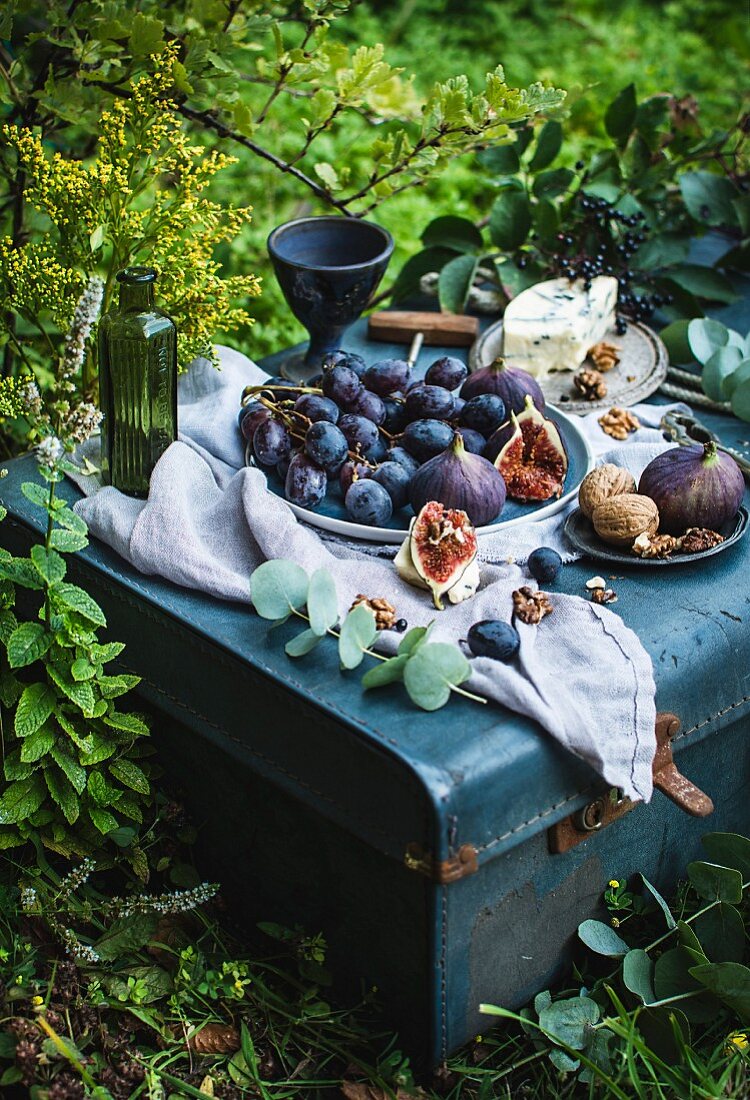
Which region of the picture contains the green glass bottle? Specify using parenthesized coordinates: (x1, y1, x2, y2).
(98, 267, 177, 497)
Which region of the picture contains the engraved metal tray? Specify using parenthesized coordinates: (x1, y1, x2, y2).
(470, 319, 668, 415)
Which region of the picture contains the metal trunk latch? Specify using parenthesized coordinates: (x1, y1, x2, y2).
(549, 712, 714, 855)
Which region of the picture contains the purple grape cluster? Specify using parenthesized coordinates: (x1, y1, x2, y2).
(238, 348, 507, 527)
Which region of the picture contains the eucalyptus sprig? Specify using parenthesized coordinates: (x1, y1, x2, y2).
(249, 559, 486, 711)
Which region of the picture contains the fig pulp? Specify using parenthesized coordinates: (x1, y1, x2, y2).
(490, 396, 568, 502)
(395, 501, 479, 610)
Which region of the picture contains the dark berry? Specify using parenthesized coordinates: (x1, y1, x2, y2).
(527, 546, 562, 584)
(467, 620, 520, 662)
(393, 619, 408, 633)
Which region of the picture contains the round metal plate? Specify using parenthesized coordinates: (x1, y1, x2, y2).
(249, 405, 593, 544)
(470, 319, 668, 415)
(563, 506, 749, 566)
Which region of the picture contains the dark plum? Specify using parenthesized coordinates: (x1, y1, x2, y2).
(253, 419, 291, 468)
(458, 428, 487, 455)
(285, 453, 327, 508)
(346, 388, 386, 425)
(452, 396, 466, 418)
(294, 393, 339, 424)
(467, 620, 520, 661)
(372, 461, 411, 510)
(339, 459, 372, 496)
(338, 413, 379, 453)
(305, 421, 348, 474)
(388, 446, 421, 475)
(405, 384, 455, 421)
(322, 364, 363, 406)
(425, 356, 468, 391)
(459, 393, 507, 436)
(321, 350, 367, 378)
(345, 479, 393, 526)
(527, 547, 563, 584)
(382, 397, 408, 434)
(363, 358, 410, 396)
(401, 418, 454, 462)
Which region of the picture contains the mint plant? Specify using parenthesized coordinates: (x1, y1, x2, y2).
(249, 559, 486, 711)
(0, 278, 154, 861)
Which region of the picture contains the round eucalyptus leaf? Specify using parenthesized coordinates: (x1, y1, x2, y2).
(692, 902, 746, 964)
(250, 560, 309, 620)
(687, 317, 729, 364)
(538, 995, 600, 1050)
(700, 346, 742, 401)
(722, 358, 750, 398)
(730, 377, 750, 422)
(403, 642, 470, 711)
(338, 603, 378, 670)
(285, 629, 322, 658)
(687, 860, 743, 904)
(577, 918, 629, 958)
(623, 948, 655, 1004)
(306, 568, 338, 636)
(361, 654, 408, 690)
(701, 832, 750, 881)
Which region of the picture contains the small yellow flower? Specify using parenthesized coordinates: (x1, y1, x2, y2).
(608, 879, 620, 888)
(474, 1034, 483, 1043)
(31, 995, 44, 1006)
(611, 917, 620, 928)
(728, 1032, 749, 1052)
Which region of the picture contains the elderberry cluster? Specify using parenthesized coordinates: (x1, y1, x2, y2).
(544, 193, 671, 332)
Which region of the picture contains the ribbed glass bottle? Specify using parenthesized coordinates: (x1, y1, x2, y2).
(98, 267, 177, 497)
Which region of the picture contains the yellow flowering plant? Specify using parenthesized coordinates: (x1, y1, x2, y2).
(1, 43, 260, 417)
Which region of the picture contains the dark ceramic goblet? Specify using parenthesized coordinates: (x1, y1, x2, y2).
(267, 215, 394, 382)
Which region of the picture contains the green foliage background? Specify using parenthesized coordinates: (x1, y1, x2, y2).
(231, 0, 748, 357)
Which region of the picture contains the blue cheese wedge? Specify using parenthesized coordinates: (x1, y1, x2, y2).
(502, 276, 618, 378)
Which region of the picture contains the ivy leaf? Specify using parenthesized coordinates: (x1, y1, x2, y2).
(49, 529, 88, 553)
(129, 11, 165, 57)
(397, 624, 433, 656)
(7, 623, 51, 668)
(44, 768, 79, 825)
(403, 642, 470, 711)
(285, 629, 322, 658)
(680, 171, 739, 228)
(623, 948, 655, 1004)
(52, 583, 106, 626)
(250, 561, 309, 620)
(15, 683, 56, 737)
(421, 215, 484, 255)
(687, 861, 743, 903)
(438, 254, 478, 314)
(362, 654, 408, 689)
(689, 962, 750, 1021)
(338, 604, 378, 670)
(109, 758, 150, 795)
(604, 83, 637, 144)
(577, 918, 629, 958)
(488, 190, 531, 251)
(528, 120, 562, 171)
(20, 725, 55, 763)
(306, 569, 338, 636)
(0, 776, 45, 824)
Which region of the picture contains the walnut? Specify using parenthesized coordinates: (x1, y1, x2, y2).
(188, 1024, 240, 1054)
(574, 368, 607, 400)
(588, 340, 622, 372)
(350, 594, 396, 630)
(592, 493, 659, 547)
(592, 586, 618, 604)
(578, 464, 637, 519)
(512, 586, 553, 624)
(680, 528, 725, 553)
(598, 406, 641, 440)
(632, 531, 682, 558)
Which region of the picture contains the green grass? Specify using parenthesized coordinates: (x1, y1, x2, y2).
(214, 0, 747, 361)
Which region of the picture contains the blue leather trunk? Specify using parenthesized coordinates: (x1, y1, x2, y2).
(2, 284, 749, 1067)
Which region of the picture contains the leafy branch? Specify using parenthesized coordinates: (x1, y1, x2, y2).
(249, 559, 486, 710)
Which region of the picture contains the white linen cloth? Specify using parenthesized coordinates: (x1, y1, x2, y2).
(70, 346, 687, 803)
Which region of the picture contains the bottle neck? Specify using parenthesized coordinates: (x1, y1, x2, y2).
(118, 281, 155, 311)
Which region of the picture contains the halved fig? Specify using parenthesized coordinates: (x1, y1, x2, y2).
(397, 500, 478, 610)
(489, 395, 568, 502)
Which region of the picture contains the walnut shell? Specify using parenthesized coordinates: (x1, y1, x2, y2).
(578, 464, 637, 519)
(592, 493, 659, 547)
